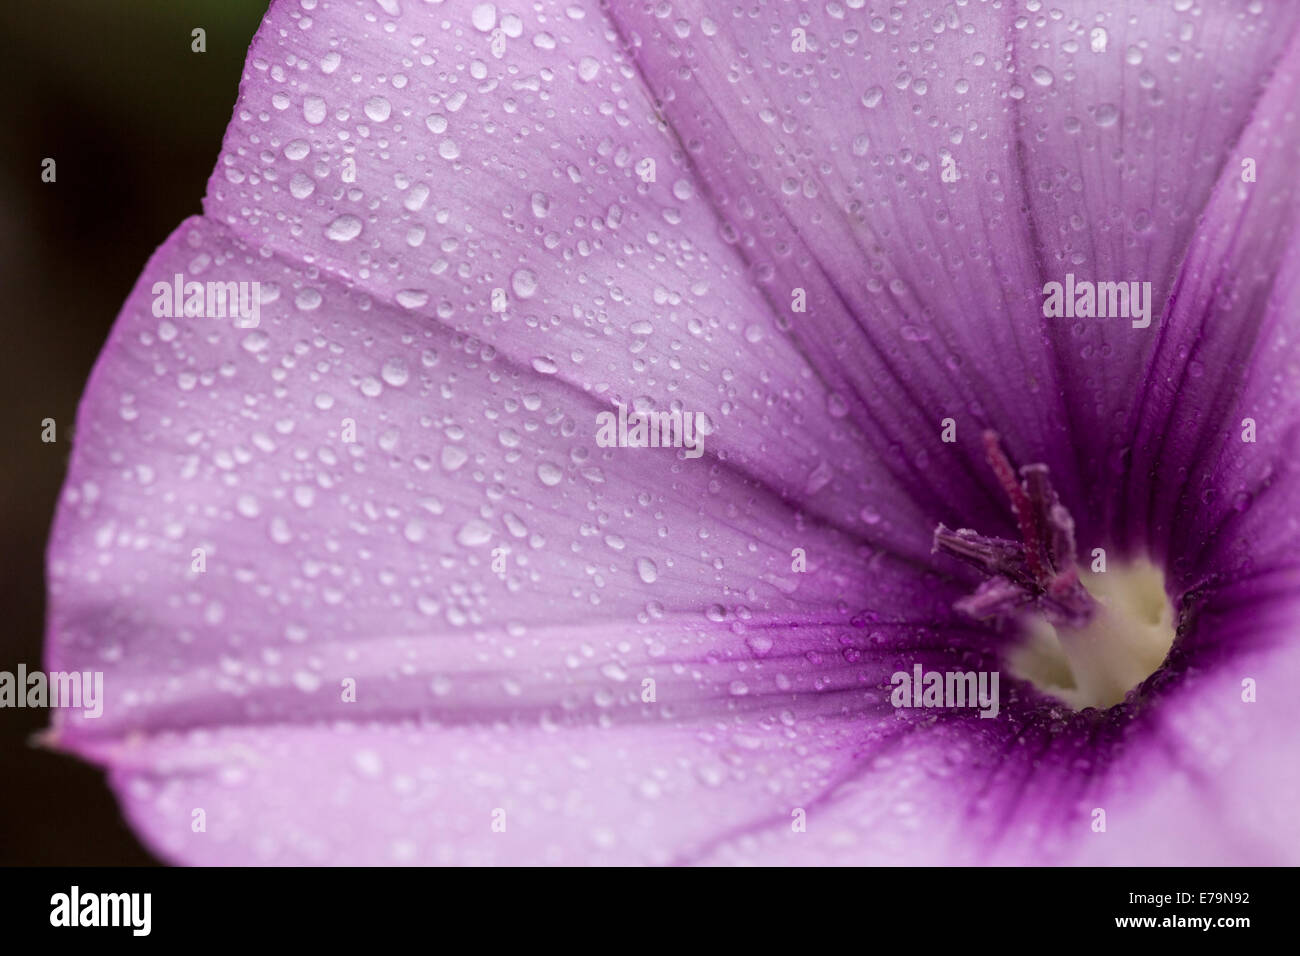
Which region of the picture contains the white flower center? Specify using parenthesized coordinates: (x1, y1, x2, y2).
(1009, 560, 1176, 710)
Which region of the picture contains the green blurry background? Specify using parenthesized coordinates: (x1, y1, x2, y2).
(0, 0, 269, 865)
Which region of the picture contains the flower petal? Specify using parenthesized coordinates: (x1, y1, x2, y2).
(611, 1, 1300, 551)
(78, 702, 877, 865)
(1124, 32, 1300, 578)
(46, 212, 989, 863)
(203, 0, 908, 544)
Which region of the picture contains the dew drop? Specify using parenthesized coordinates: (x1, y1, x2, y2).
(289, 172, 316, 199)
(381, 359, 409, 387)
(471, 3, 497, 32)
(441, 446, 468, 471)
(511, 269, 539, 299)
(457, 519, 493, 546)
(363, 96, 392, 122)
(295, 288, 323, 311)
(395, 289, 429, 309)
(636, 557, 658, 584)
(303, 96, 327, 125)
(325, 214, 363, 242)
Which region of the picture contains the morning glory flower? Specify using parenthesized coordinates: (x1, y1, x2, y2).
(45, 0, 1300, 865)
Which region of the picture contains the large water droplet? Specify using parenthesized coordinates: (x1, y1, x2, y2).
(456, 519, 493, 547)
(304, 95, 327, 125)
(325, 214, 363, 242)
(289, 172, 316, 199)
(511, 269, 539, 299)
(381, 359, 409, 387)
(636, 557, 658, 584)
(471, 3, 497, 32)
(363, 96, 392, 122)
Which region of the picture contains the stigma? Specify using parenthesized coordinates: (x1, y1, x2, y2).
(933, 431, 1175, 710)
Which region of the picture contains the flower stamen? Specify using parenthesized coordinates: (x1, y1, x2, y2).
(983, 430, 1050, 582)
(933, 431, 1093, 626)
(931, 431, 1177, 709)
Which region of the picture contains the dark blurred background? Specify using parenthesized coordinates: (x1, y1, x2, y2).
(0, 0, 268, 865)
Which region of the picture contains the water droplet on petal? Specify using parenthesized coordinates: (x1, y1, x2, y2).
(289, 172, 316, 198)
(441, 446, 468, 471)
(325, 214, 363, 242)
(363, 96, 391, 122)
(304, 96, 327, 125)
(381, 359, 409, 387)
(511, 269, 539, 299)
(395, 289, 429, 309)
(636, 557, 658, 584)
(471, 3, 497, 32)
(457, 519, 493, 547)
(295, 288, 323, 311)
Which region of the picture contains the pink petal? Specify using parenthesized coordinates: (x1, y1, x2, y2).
(612, 0, 1300, 549)
(47, 212, 948, 863)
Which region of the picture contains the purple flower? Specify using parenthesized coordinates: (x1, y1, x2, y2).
(45, 0, 1300, 865)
